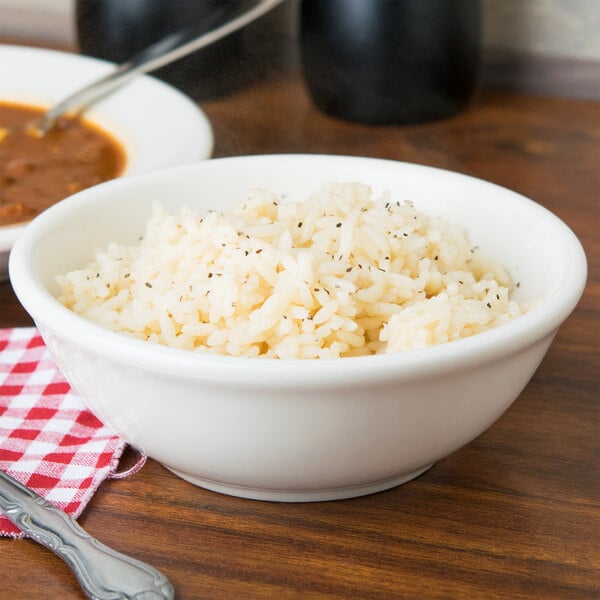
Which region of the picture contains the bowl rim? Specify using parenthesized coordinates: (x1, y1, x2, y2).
(8, 154, 588, 385)
(0, 43, 214, 253)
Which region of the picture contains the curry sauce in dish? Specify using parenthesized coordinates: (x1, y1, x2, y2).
(0, 101, 125, 226)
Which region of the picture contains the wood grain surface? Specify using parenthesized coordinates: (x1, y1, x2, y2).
(0, 46, 598, 600)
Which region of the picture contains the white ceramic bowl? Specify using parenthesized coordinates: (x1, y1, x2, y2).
(0, 44, 213, 278)
(9, 155, 587, 502)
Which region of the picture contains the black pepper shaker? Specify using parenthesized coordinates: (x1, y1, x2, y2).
(300, 0, 482, 125)
(75, 0, 293, 101)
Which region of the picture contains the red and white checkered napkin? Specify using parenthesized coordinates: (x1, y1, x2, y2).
(0, 327, 144, 538)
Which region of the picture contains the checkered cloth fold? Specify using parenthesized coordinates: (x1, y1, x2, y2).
(0, 327, 143, 538)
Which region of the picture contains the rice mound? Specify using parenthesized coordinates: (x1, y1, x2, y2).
(56, 182, 525, 358)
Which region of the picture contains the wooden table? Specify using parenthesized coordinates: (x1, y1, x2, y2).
(1, 47, 599, 600)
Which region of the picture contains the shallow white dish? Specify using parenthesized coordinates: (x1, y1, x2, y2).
(9, 155, 587, 502)
(0, 44, 214, 278)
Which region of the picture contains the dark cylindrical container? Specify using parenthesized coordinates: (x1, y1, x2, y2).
(300, 0, 481, 125)
(75, 0, 292, 100)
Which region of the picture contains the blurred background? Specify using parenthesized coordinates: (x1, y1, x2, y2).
(1, 0, 598, 99)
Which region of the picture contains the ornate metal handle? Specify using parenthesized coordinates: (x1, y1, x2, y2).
(0, 469, 174, 600)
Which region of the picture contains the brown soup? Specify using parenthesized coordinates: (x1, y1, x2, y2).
(0, 101, 126, 226)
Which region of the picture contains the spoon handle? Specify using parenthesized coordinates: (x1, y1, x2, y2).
(37, 0, 284, 133)
(0, 468, 174, 600)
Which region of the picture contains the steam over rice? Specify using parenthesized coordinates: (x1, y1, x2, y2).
(56, 182, 526, 358)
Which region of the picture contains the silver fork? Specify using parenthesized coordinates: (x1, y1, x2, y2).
(0, 468, 174, 600)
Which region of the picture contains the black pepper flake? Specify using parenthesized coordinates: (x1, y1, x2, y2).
(145, 282, 152, 288)
(244, 250, 249, 256)
(336, 222, 342, 228)
(124, 273, 130, 278)
(486, 302, 492, 308)
(516, 282, 521, 288)
(434, 255, 439, 260)
(256, 249, 263, 254)
(346, 267, 352, 272)
(208, 272, 213, 278)
(95, 273, 100, 278)
(496, 294, 500, 300)
(298, 222, 303, 228)
(403, 232, 408, 237)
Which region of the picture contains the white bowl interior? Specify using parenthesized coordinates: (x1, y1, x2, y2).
(27, 155, 581, 310)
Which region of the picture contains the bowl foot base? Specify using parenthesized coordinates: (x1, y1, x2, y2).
(164, 463, 434, 502)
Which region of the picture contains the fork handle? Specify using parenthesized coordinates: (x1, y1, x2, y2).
(0, 469, 174, 600)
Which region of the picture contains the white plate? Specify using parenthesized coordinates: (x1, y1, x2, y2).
(0, 44, 214, 278)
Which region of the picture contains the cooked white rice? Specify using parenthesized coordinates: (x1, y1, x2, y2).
(56, 182, 526, 358)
